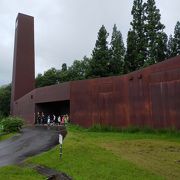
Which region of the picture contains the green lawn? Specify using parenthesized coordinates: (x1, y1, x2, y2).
(0, 133, 17, 141)
(0, 166, 44, 180)
(0, 133, 44, 180)
(27, 126, 180, 180)
(0, 125, 180, 180)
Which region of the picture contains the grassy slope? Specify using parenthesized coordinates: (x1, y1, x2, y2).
(0, 133, 44, 180)
(0, 126, 179, 180)
(0, 133, 17, 141)
(0, 166, 44, 180)
(27, 126, 180, 180)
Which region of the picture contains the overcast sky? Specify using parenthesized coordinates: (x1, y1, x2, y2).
(0, 0, 179, 86)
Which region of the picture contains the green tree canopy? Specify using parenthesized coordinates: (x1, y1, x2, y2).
(89, 25, 111, 77)
(61, 63, 67, 71)
(167, 21, 180, 58)
(131, 0, 146, 69)
(144, 0, 167, 64)
(110, 24, 125, 75)
(167, 34, 176, 58)
(124, 30, 138, 73)
(67, 58, 90, 81)
(0, 84, 11, 117)
(173, 21, 180, 56)
(36, 68, 59, 87)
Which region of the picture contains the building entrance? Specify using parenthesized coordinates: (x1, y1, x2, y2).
(35, 100, 70, 124)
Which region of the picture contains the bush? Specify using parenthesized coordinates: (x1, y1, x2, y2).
(0, 117, 23, 133)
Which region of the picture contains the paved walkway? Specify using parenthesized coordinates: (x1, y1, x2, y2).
(0, 127, 65, 167)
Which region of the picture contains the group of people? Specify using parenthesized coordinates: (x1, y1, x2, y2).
(35, 112, 69, 126)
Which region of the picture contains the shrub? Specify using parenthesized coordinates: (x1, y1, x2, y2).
(0, 116, 23, 133)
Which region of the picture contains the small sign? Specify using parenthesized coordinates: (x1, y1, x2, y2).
(59, 134, 63, 144)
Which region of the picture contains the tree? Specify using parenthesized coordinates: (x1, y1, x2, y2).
(128, 0, 146, 69)
(167, 21, 180, 58)
(124, 30, 138, 73)
(144, 0, 167, 64)
(89, 25, 111, 77)
(156, 32, 168, 62)
(173, 21, 180, 55)
(61, 63, 67, 71)
(0, 84, 11, 117)
(110, 24, 125, 75)
(35, 73, 44, 87)
(167, 35, 175, 58)
(68, 59, 89, 81)
(35, 68, 59, 87)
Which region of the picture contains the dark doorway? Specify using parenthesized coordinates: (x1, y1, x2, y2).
(35, 100, 70, 117)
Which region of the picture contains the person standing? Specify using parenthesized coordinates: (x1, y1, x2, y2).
(58, 115, 61, 125)
(64, 114, 68, 126)
(41, 112, 45, 124)
(47, 115, 50, 126)
(37, 112, 41, 124)
(53, 114, 56, 125)
(61, 115, 65, 126)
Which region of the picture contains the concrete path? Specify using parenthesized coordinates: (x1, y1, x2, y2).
(0, 127, 65, 167)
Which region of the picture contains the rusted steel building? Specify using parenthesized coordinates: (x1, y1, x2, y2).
(11, 13, 180, 129)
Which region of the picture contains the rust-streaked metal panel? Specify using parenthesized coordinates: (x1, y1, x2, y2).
(34, 82, 70, 103)
(13, 90, 35, 125)
(11, 13, 35, 114)
(70, 79, 93, 128)
(70, 56, 180, 129)
(13, 55, 180, 129)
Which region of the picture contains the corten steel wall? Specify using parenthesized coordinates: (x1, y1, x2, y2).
(13, 56, 180, 128)
(13, 83, 70, 125)
(34, 82, 70, 103)
(13, 90, 35, 125)
(34, 83, 70, 120)
(70, 56, 180, 129)
(11, 13, 35, 114)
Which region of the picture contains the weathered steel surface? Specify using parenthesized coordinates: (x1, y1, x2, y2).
(13, 56, 180, 129)
(70, 56, 180, 129)
(14, 83, 70, 125)
(13, 90, 35, 125)
(34, 82, 70, 103)
(11, 13, 35, 114)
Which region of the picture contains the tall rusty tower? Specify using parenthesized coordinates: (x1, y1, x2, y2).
(11, 13, 35, 114)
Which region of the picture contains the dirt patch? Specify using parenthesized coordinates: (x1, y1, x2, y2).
(34, 165, 72, 180)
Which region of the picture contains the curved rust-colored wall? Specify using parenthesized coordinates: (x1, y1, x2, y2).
(70, 56, 180, 129)
(12, 57, 180, 129)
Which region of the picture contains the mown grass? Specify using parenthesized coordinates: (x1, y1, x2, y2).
(0, 133, 45, 180)
(0, 166, 44, 180)
(0, 124, 180, 180)
(0, 133, 17, 141)
(26, 125, 180, 180)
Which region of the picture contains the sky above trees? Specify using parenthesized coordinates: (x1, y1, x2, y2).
(0, 0, 180, 85)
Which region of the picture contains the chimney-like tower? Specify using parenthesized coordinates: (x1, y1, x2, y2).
(11, 13, 35, 114)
